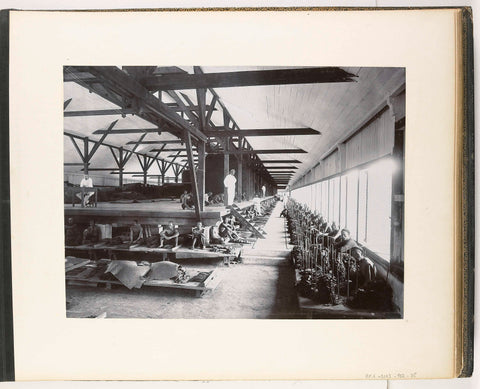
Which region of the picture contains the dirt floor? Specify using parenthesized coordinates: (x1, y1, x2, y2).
(66, 257, 300, 319)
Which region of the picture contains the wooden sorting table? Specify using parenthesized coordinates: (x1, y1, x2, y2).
(65, 259, 222, 297)
(66, 242, 242, 264)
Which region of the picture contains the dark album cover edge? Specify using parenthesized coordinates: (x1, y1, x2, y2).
(0, 8, 15, 383)
(459, 6, 474, 378)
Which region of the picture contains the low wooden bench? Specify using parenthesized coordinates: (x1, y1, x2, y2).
(65, 259, 222, 297)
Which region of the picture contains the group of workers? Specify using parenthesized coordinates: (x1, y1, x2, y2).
(76, 170, 268, 211)
(65, 212, 243, 251)
(284, 200, 376, 289)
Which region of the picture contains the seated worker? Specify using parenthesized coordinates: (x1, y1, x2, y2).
(334, 228, 360, 254)
(351, 247, 377, 288)
(328, 221, 340, 238)
(218, 215, 240, 242)
(180, 190, 188, 203)
(191, 221, 206, 249)
(318, 216, 328, 233)
(226, 214, 238, 230)
(210, 219, 226, 244)
(65, 217, 82, 246)
(159, 221, 179, 248)
(205, 192, 213, 206)
(130, 220, 144, 244)
(211, 193, 223, 205)
(82, 219, 102, 245)
(181, 192, 195, 210)
(252, 195, 263, 216)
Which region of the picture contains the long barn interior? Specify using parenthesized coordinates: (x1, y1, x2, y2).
(64, 66, 405, 319)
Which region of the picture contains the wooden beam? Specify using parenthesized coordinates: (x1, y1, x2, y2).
(204, 128, 320, 137)
(64, 108, 136, 117)
(165, 151, 181, 171)
(68, 136, 85, 161)
(205, 95, 217, 125)
(64, 98, 72, 110)
(260, 159, 302, 163)
(93, 129, 160, 135)
(228, 206, 265, 239)
(265, 166, 299, 170)
(67, 105, 216, 117)
(131, 174, 165, 177)
(143, 67, 357, 90)
(87, 120, 118, 160)
(168, 154, 197, 158)
(83, 138, 89, 173)
(153, 66, 188, 75)
(86, 66, 207, 142)
(184, 130, 201, 219)
(166, 91, 200, 128)
(64, 162, 88, 166)
(109, 146, 120, 167)
(122, 133, 148, 165)
(125, 139, 183, 145)
(208, 149, 307, 155)
(80, 168, 118, 171)
(150, 148, 196, 152)
(197, 141, 206, 211)
(110, 171, 145, 175)
(237, 154, 243, 201)
(66, 67, 182, 139)
(194, 66, 207, 132)
(146, 148, 164, 170)
(136, 154, 146, 170)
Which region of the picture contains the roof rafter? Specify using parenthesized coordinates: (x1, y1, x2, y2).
(205, 128, 320, 137)
(143, 67, 357, 90)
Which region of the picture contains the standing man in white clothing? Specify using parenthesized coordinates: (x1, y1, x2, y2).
(261, 185, 266, 198)
(77, 174, 94, 207)
(223, 169, 237, 207)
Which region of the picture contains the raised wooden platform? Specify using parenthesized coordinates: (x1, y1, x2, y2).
(66, 242, 242, 263)
(65, 207, 221, 226)
(65, 259, 222, 297)
(64, 196, 277, 226)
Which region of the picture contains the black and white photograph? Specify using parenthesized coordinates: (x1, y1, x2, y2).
(63, 66, 405, 319)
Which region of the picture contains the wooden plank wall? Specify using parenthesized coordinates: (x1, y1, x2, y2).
(290, 105, 395, 189)
(345, 108, 395, 170)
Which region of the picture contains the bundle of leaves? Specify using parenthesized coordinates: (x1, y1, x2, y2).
(291, 246, 304, 268)
(333, 257, 347, 282)
(312, 273, 338, 305)
(109, 191, 147, 201)
(296, 270, 315, 298)
(347, 279, 394, 311)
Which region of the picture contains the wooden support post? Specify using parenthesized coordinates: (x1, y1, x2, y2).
(224, 142, 229, 205)
(119, 147, 124, 189)
(197, 141, 206, 211)
(161, 161, 166, 185)
(185, 130, 201, 220)
(83, 137, 89, 174)
(143, 155, 148, 185)
(237, 153, 243, 202)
